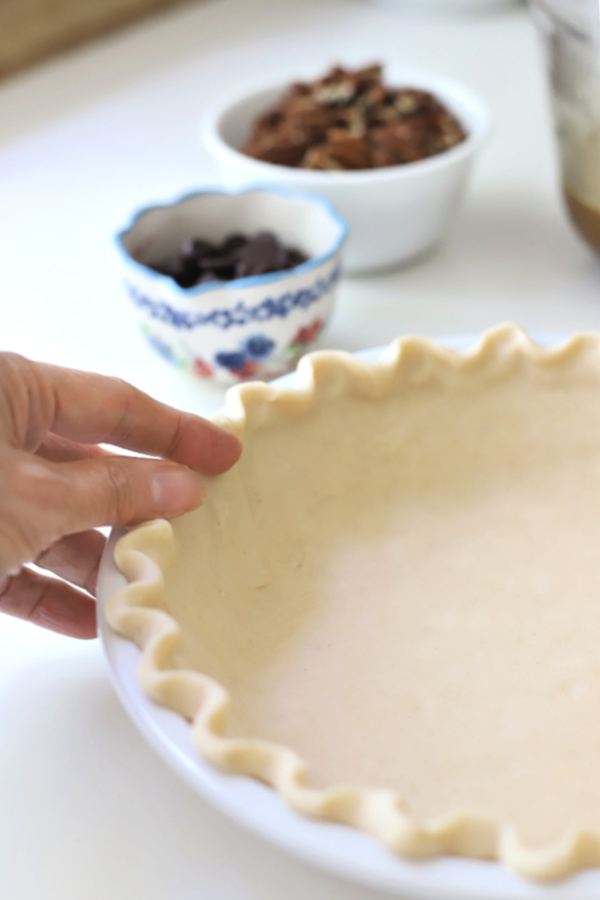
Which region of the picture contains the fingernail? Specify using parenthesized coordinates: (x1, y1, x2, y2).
(151, 466, 204, 517)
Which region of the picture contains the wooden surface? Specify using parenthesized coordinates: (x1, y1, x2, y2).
(0, 0, 194, 79)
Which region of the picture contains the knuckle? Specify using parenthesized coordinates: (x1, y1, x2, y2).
(107, 379, 139, 443)
(25, 578, 53, 627)
(103, 457, 137, 523)
(107, 375, 133, 404)
(0, 353, 54, 449)
(0, 351, 28, 384)
(163, 411, 184, 459)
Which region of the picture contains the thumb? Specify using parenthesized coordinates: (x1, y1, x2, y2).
(0, 451, 204, 578)
(50, 455, 206, 529)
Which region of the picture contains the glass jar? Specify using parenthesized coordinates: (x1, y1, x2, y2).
(531, 0, 600, 254)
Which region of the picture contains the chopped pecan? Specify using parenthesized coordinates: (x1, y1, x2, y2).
(370, 121, 425, 166)
(240, 64, 467, 171)
(301, 145, 346, 170)
(323, 131, 372, 169)
(394, 92, 421, 116)
(315, 80, 357, 108)
(251, 143, 309, 167)
(363, 82, 387, 108)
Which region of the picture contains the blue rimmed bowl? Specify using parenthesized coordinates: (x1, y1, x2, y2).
(116, 187, 347, 385)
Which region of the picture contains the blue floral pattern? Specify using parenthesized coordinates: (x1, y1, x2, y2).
(215, 351, 247, 371)
(241, 335, 275, 360)
(127, 267, 340, 331)
(215, 333, 277, 378)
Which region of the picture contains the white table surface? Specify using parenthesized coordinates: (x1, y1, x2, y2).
(1, 1, 599, 897)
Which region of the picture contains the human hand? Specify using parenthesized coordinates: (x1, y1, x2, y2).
(0, 354, 241, 639)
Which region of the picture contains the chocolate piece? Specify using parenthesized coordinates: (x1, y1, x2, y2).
(150, 231, 308, 288)
(241, 64, 467, 171)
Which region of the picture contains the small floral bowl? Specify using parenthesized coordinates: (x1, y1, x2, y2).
(116, 187, 347, 384)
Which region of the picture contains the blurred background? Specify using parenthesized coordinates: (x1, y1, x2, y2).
(0, 0, 197, 79)
(0, 0, 530, 82)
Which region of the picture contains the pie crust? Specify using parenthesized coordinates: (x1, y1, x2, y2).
(106, 324, 600, 881)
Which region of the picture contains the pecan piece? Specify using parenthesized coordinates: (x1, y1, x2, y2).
(239, 64, 467, 170)
(251, 143, 310, 167)
(324, 131, 372, 169)
(300, 145, 346, 170)
(370, 121, 427, 166)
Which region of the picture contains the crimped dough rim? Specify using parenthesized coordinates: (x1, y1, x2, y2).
(106, 324, 600, 882)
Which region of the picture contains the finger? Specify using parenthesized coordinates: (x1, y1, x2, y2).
(35, 530, 106, 594)
(36, 434, 111, 463)
(36, 360, 241, 474)
(58, 456, 206, 529)
(0, 450, 206, 576)
(0, 567, 96, 639)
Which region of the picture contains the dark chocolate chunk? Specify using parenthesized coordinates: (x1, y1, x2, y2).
(150, 231, 309, 289)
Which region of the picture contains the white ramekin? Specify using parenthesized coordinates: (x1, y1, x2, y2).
(201, 69, 490, 274)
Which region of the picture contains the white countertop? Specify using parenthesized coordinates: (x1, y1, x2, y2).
(1, 1, 598, 897)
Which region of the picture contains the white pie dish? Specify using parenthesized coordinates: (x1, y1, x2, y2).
(97, 333, 600, 899)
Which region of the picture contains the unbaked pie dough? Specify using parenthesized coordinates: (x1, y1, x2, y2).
(107, 324, 600, 881)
